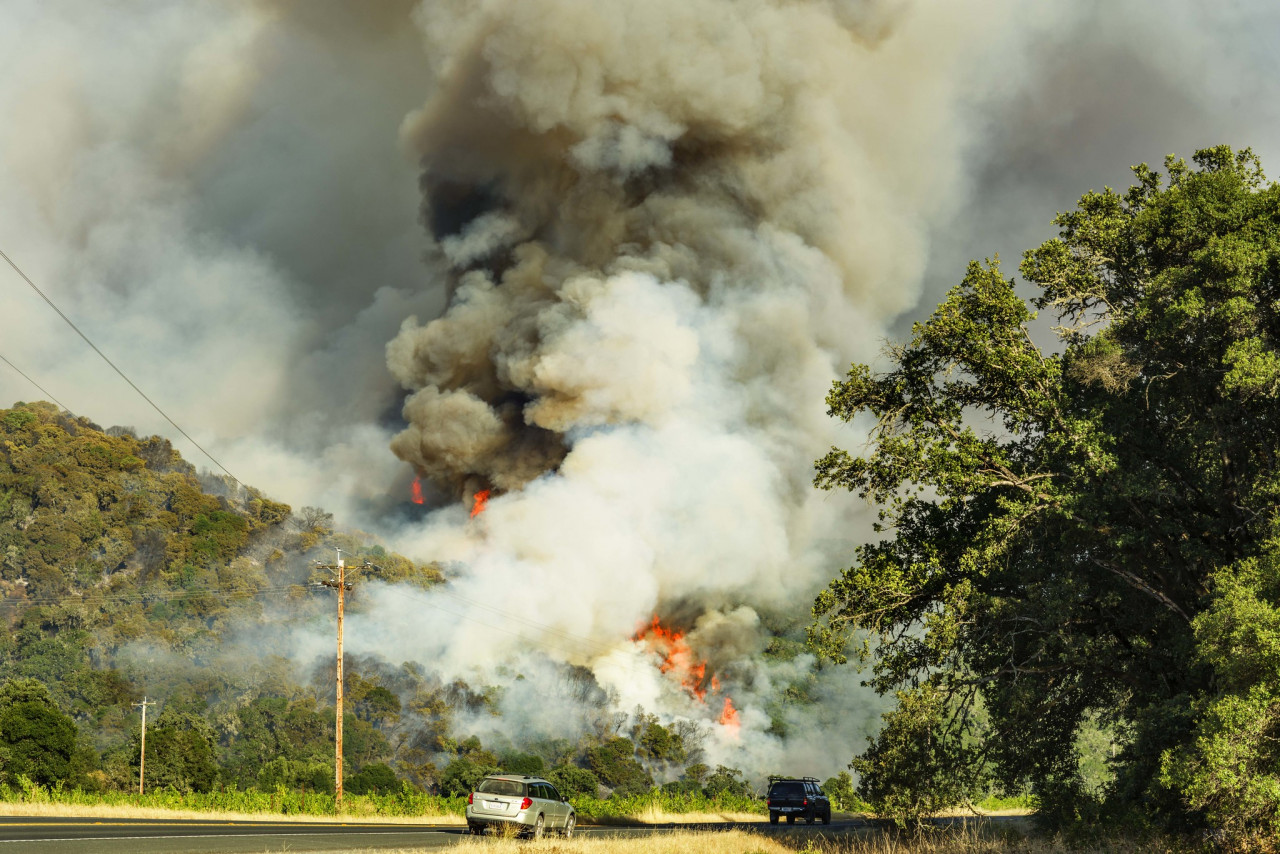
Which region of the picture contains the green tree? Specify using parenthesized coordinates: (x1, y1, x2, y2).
(822, 771, 861, 812)
(439, 756, 497, 796)
(586, 737, 652, 796)
(1160, 546, 1280, 835)
(547, 764, 599, 798)
(0, 678, 79, 786)
(498, 751, 544, 775)
(811, 147, 1280, 833)
(701, 765, 751, 799)
(346, 761, 400, 795)
(143, 705, 219, 793)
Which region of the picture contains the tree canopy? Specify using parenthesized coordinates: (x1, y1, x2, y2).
(812, 146, 1280, 834)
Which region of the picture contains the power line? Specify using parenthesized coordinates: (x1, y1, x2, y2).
(0, 350, 76, 416)
(0, 247, 241, 487)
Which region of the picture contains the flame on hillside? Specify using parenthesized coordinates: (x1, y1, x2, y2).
(470, 489, 490, 518)
(411, 478, 424, 505)
(633, 615, 739, 728)
(718, 697, 741, 735)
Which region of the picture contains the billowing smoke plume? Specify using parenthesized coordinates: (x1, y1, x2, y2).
(7, 0, 1280, 783)
(375, 0, 1031, 773)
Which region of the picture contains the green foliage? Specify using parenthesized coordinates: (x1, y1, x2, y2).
(852, 687, 991, 824)
(499, 751, 544, 775)
(438, 756, 499, 797)
(0, 777, 467, 818)
(701, 765, 752, 799)
(346, 762, 399, 796)
(1160, 542, 1280, 835)
(144, 705, 219, 793)
(587, 736, 652, 796)
(822, 771, 865, 812)
(547, 764, 600, 798)
(0, 679, 78, 787)
(637, 721, 686, 764)
(812, 146, 1280, 835)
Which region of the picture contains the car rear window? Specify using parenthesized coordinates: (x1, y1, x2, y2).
(477, 779, 525, 796)
(770, 782, 804, 796)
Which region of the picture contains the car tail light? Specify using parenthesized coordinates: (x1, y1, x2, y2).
(520, 797, 532, 810)
(468, 792, 474, 805)
(803, 798, 809, 806)
(766, 798, 771, 807)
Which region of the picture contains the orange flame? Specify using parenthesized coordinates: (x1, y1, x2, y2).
(470, 489, 491, 518)
(718, 697, 741, 733)
(634, 616, 714, 703)
(411, 478, 425, 505)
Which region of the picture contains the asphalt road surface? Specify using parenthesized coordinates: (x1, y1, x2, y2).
(0, 814, 1024, 854)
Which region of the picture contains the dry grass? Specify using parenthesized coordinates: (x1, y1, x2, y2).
(0, 800, 464, 825)
(434, 828, 792, 854)
(593, 803, 766, 825)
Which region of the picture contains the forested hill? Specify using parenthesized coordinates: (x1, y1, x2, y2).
(0, 400, 445, 793)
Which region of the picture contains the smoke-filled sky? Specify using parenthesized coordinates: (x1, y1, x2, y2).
(4, 0, 1280, 781)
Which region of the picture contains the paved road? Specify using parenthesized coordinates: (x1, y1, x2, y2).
(0, 814, 1023, 853)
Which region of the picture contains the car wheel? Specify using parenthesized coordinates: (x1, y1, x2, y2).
(530, 814, 545, 839)
(469, 823, 484, 835)
(806, 808, 816, 825)
(563, 814, 576, 838)
(769, 812, 779, 824)
(821, 809, 831, 825)
(786, 815, 795, 824)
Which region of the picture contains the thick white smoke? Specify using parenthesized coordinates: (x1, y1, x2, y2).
(6, 0, 1280, 783)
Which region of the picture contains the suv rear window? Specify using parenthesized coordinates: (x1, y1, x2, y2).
(770, 782, 804, 796)
(477, 779, 525, 796)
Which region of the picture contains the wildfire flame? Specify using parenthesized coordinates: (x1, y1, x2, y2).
(411, 478, 424, 505)
(718, 696, 741, 734)
(470, 488, 490, 518)
(634, 615, 738, 718)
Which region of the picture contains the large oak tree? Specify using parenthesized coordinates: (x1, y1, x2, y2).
(812, 147, 1280, 833)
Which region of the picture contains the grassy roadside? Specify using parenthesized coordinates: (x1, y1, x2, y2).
(0, 779, 775, 825)
(350, 824, 1272, 854)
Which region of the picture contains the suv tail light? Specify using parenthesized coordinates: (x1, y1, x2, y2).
(803, 798, 809, 806)
(467, 792, 474, 805)
(766, 798, 771, 807)
(520, 797, 533, 810)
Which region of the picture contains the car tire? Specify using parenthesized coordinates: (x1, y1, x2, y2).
(806, 808, 816, 825)
(469, 823, 484, 835)
(530, 814, 545, 839)
(821, 809, 831, 825)
(769, 812, 779, 824)
(786, 815, 795, 824)
(563, 814, 576, 838)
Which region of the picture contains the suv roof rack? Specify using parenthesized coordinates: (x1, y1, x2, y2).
(769, 776, 820, 783)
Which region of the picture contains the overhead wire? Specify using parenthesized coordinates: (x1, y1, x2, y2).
(0, 251, 663, 666)
(0, 250, 650, 660)
(0, 350, 76, 416)
(0, 246, 242, 487)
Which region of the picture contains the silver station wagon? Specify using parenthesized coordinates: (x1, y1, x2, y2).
(465, 774, 577, 838)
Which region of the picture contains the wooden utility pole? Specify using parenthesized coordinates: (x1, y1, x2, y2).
(132, 696, 156, 795)
(315, 550, 377, 809)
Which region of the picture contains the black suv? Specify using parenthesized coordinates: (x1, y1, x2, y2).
(766, 777, 831, 825)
